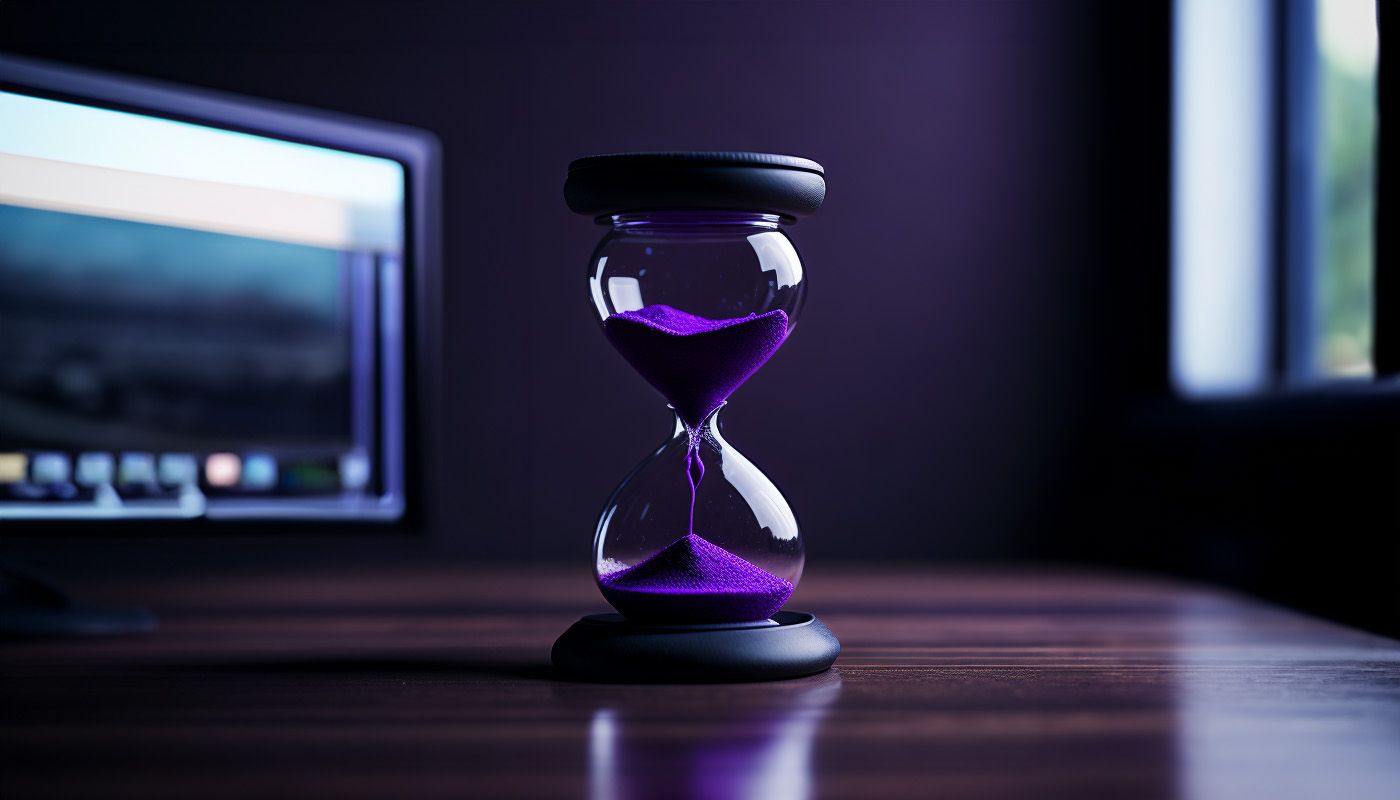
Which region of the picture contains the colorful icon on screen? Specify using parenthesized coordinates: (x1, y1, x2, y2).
(118, 453, 157, 485)
(339, 452, 370, 491)
(205, 453, 241, 487)
(280, 462, 339, 493)
(0, 453, 28, 484)
(158, 453, 198, 486)
(241, 454, 277, 490)
(75, 453, 115, 486)
(29, 453, 71, 484)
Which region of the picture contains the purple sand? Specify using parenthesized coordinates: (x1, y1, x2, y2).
(599, 533, 794, 624)
(600, 305, 794, 623)
(603, 304, 790, 431)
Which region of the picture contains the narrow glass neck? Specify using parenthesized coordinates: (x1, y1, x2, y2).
(671, 403, 724, 437)
(610, 211, 783, 231)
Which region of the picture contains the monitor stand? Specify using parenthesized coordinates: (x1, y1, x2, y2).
(0, 559, 157, 638)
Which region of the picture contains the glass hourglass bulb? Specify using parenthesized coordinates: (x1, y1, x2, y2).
(586, 210, 807, 624)
(595, 404, 803, 624)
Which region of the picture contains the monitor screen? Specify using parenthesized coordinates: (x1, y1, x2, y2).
(0, 88, 409, 520)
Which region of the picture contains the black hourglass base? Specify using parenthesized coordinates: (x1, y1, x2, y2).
(551, 610, 840, 683)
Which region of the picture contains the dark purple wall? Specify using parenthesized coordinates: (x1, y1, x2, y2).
(7, 1, 1394, 640)
(0, 1, 1105, 561)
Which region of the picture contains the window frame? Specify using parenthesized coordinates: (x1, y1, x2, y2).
(1171, 0, 1384, 399)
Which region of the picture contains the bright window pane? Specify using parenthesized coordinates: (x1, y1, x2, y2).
(1316, 0, 1378, 376)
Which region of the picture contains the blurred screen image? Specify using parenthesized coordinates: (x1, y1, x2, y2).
(0, 89, 408, 520)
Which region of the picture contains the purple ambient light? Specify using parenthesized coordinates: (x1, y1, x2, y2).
(600, 304, 795, 623)
(599, 533, 794, 624)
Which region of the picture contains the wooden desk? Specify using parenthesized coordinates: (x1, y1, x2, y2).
(3, 564, 1398, 799)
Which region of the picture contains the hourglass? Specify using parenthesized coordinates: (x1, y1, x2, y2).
(552, 152, 841, 682)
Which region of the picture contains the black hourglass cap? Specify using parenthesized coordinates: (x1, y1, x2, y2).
(565, 151, 825, 220)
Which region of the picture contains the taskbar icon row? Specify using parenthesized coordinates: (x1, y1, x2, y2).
(0, 450, 370, 502)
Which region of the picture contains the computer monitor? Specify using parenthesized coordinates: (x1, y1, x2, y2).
(0, 54, 440, 525)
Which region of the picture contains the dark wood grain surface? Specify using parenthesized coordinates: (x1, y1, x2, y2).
(2, 563, 1398, 799)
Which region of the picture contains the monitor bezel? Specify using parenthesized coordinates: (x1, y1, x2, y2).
(0, 53, 442, 538)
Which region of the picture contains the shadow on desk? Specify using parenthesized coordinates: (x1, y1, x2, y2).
(164, 656, 553, 682)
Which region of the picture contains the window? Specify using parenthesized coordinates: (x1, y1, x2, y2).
(1316, 0, 1379, 376)
(1172, 0, 1379, 396)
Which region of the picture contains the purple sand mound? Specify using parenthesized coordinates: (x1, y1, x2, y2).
(599, 533, 795, 624)
(603, 304, 789, 430)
